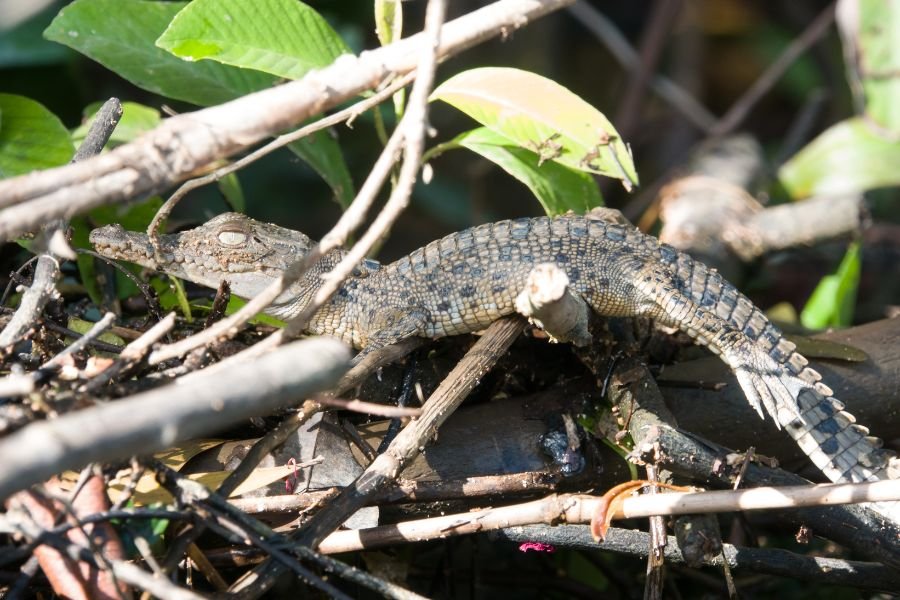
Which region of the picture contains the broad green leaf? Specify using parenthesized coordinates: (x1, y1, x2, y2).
(72, 101, 161, 147)
(779, 117, 900, 197)
(0, 94, 74, 177)
(431, 68, 638, 190)
(157, 0, 350, 80)
(46, 0, 353, 207)
(800, 242, 861, 329)
(839, 0, 900, 132)
(44, 0, 276, 106)
(455, 127, 602, 216)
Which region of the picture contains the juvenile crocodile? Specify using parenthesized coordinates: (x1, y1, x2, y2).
(90, 213, 899, 517)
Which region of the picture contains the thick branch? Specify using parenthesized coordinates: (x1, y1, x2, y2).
(0, 338, 350, 502)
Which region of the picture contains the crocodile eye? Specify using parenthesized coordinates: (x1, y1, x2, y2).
(217, 230, 247, 246)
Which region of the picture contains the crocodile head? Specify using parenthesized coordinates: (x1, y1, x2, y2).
(89, 212, 316, 302)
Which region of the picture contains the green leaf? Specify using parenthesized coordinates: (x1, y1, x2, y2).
(156, 0, 350, 80)
(72, 101, 161, 148)
(217, 171, 245, 213)
(167, 275, 193, 322)
(0, 94, 74, 177)
(800, 242, 861, 329)
(843, 0, 900, 132)
(778, 117, 900, 197)
(375, 0, 402, 47)
(454, 127, 602, 216)
(44, 0, 276, 106)
(226, 296, 285, 327)
(374, 0, 405, 117)
(288, 135, 354, 209)
(46, 0, 353, 207)
(431, 67, 638, 190)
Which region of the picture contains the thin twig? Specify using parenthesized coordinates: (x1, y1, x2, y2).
(82, 313, 177, 392)
(41, 312, 116, 371)
(315, 481, 900, 554)
(710, 2, 836, 136)
(0, 338, 349, 502)
(147, 71, 417, 245)
(567, 1, 715, 132)
(315, 395, 423, 418)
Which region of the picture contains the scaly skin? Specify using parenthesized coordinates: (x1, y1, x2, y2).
(90, 213, 899, 521)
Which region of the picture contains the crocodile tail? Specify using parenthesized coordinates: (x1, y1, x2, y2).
(662, 248, 898, 487)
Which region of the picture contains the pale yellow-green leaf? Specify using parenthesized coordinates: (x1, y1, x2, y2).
(431, 67, 638, 190)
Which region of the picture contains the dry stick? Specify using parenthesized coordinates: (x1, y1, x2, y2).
(229, 471, 561, 515)
(315, 395, 423, 418)
(5, 501, 204, 600)
(609, 359, 677, 600)
(230, 318, 525, 596)
(0, 0, 575, 240)
(81, 312, 177, 393)
(155, 464, 424, 600)
(40, 312, 116, 372)
(0, 256, 60, 349)
(566, 1, 716, 133)
(301, 318, 524, 547)
(0, 100, 122, 349)
(72, 99, 124, 162)
(638, 424, 900, 568)
(726, 193, 863, 261)
(146, 71, 417, 244)
(710, 2, 836, 136)
(613, 0, 684, 138)
(315, 481, 900, 555)
(0, 338, 349, 502)
(496, 525, 900, 592)
(215, 338, 423, 501)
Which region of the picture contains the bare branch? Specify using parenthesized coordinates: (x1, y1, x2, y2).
(0, 0, 576, 242)
(0, 338, 350, 502)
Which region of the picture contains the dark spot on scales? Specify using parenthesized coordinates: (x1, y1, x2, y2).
(556, 253, 569, 264)
(818, 437, 840, 455)
(459, 284, 476, 297)
(452, 263, 466, 275)
(815, 419, 842, 435)
(436, 301, 450, 312)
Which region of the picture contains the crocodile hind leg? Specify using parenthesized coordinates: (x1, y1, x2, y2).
(353, 308, 429, 364)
